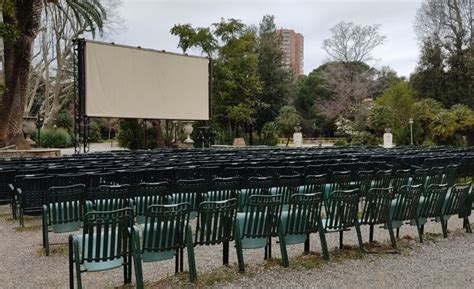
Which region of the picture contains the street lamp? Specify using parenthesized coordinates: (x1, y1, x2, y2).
(409, 118, 414, 145)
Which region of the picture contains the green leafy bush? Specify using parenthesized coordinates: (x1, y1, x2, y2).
(334, 139, 348, 146)
(259, 122, 279, 146)
(88, 121, 102, 143)
(40, 128, 72, 148)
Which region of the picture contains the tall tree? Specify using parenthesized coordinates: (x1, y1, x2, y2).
(254, 15, 291, 136)
(414, 0, 473, 108)
(322, 22, 386, 64)
(0, 0, 105, 148)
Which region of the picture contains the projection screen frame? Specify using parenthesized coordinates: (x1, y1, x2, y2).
(73, 39, 213, 153)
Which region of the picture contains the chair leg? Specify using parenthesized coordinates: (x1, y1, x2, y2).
(42, 211, 49, 256)
(175, 249, 179, 274)
(369, 224, 374, 243)
(304, 235, 310, 254)
(339, 231, 344, 249)
(132, 233, 144, 289)
(69, 236, 74, 289)
(318, 229, 330, 261)
(441, 219, 448, 238)
(464, 218, 472, 233)
(73, 239, 82, 289)
(386, 222, 397, 249)
(415, 219, 423, 243)
(355, 225, 366, 254)
(186, 226, 197, 282)
(180, 247, 184, 272)
(223, 241, 229, 265)
(396, 228, 400, 239)
(234, 224, 245, 272)
(279, 234, 289, 267)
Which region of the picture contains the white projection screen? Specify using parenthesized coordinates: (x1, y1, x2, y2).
(83, 41, 210, 120)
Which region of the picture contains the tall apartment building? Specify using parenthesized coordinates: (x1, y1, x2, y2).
(277, 29, 304, 75)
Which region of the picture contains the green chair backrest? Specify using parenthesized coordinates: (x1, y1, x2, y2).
(47, 184, 85, 226)
(444, 164, 459, 187)
(173, 179, 206, 212)
(241, 194, 282, 239)
(195, 198, 238, 245)
(81, 208, 134, 266)
(391, 169, 411, 193)
(90, 184, 132, 212)
(242, 177, 273, 205)
(419, 184, 448, 218)
(135, 182, 170, 222)
(411, 168, 428, 187)
(357, 170, 374, 198)
(330, 171, 353, 192)
(372, 170, 392, 189)
(207, 177, 239, 202)
(391, 184, 423, 222)
(142, 203, 191, 252)
(324, 189, 360, 231)
(444, 183, 472, 217)
(426, 167, 445, 187)
(360, 187, 394, 225)
(285, 193, 323, 235)
(299, 174, 327, 195)
(273, 175, 300, 204)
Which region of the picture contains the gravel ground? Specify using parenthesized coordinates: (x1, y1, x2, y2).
(0, 204, 472, 289)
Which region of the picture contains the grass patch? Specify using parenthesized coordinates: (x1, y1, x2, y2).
(37, 244, 69, 257)
(291, 251, 324, 269)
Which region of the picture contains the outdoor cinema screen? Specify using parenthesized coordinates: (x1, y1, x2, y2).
(83, 41, 210, 120)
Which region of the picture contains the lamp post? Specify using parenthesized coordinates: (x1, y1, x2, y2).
(409, 118, 414, 145)
(35, 115, 44, 147)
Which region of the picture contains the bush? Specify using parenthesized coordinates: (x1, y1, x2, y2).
(54, 111, 74, 133)
(350, 131, 379, 146)
(259, 122, 279, 146)
(334, 139, 348, 146)
(88, 121, 102, 143)
(40, 128, 72, 148)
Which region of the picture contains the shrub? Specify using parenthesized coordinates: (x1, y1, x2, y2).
(54, 111, 73, 133)
(259, 122, 279, 146)
(334, 139, 348, 146)
(40, 128, 72, 148)
(88, 121, 102, 143)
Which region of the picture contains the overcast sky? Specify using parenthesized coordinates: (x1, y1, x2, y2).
(113, 0, 424, 77)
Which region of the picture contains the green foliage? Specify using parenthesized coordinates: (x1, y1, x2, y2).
(259, 122, 279, 146)
(275, 106, 301, 139)
(54, 111, 74, 133)
(334, 139, 348, 146)
(40, 128, 72, 148)
(88, 121, 102, 143)
(376, 81, 414, 129)
(350, 131, 379, 146)
(117, 119, 156, 150)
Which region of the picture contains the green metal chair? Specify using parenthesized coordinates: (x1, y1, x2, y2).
(412, 184, 449, 242)
(206, 177, 240, 202)
(88, 184, 133, 212)
(172, 179, 207, 219)
(372, 170, 392, 189)
(322, 189, 364, 253)
(441, 183, 472, 235)
(360, 187, 397, 249)
(42, 184, 86, 256)
(389, 184, 423, 240)
(391, 169, 411, 194)
(271, 174, 300, 210)
(239, 177, 273, 211)
(69, 208, 138, 289)
(234, 194, 285, 271)
(297, 174, 327, 195)
(443, 164, 459, 187)
(194, 199, 240, 270)
(281, 192, 329, 262)
(135, 182, 170, 224)
(410, 168, 428, 187)
(133, 203, 196, 285)
(425, 167, 445, 187)
(357, 170, 374, 198)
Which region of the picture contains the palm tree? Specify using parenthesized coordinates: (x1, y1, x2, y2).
(0, 0, 105, 149)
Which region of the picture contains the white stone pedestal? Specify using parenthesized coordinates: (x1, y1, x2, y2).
(383, 132, 394, 148)
(293, 132, 303, 147)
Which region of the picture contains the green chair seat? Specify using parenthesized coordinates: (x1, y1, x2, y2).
(135, 223, 176, 262)
(236, 212, 268, 249)
(280, 211, 307, 245)
(48, 202, 82, 233)
(74, 231, 124, 272)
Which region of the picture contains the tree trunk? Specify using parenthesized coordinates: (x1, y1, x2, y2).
(151, 120, 165, 148)
(0, 0, 44, 149)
